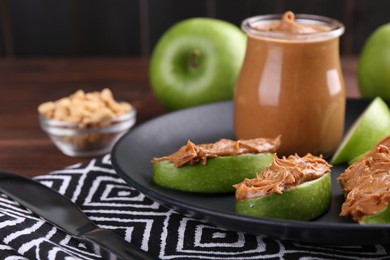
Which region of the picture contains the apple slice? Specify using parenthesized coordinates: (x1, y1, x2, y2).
(337, 136, 390, 224)
(152, 153, 273, 193)
(235, 173, 331, 220)
(331, 97, 390, 165)
(234, 153, 331, 221)
(360, 204, 390, 224)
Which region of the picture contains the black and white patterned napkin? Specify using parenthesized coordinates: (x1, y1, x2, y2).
(0, 154, 388, 259)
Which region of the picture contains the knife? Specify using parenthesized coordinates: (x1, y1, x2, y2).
(0, 171, 154, 260)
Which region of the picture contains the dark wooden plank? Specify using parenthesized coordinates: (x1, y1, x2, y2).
(9, 0, 73, 56)
(74, 0, 141, 56)
(0, 13, 4, 57)
(281, 0, 344, 19)
(215, 0, 282, 27)
(352, 0, 390, 54)
(148, 0, 209, 55)
(0, 0, 11, 57)
(8, 0, 141, 57)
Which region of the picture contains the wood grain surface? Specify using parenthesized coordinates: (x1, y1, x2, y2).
(0, 56, 359, 177)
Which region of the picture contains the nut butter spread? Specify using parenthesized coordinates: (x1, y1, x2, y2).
(151, 136, 281, 168)
(338, 136, 390, 222)
(264, 11, 329, 34)
(234, 153, 331, 200)
(234, 11, 345, 156)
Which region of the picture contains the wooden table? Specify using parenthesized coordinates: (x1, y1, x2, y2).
(0, 56, 359, 177)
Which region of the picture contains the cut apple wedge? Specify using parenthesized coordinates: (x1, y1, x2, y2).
(235, 173, 331, 220)
(338, 136, 390, 224)
(331, 97, 390, 165)
(234, 153, 332, 221)
(152, 153, 273, 193)
(360, 205, 390, 224)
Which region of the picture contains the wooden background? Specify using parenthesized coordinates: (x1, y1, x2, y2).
(1, 0, 390, 58)
(0, 0, 374, 176)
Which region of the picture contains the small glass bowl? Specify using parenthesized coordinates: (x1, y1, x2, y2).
(39, 109, 136, 157)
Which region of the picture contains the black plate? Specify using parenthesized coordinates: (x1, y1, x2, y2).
(112, 99, 390, 245)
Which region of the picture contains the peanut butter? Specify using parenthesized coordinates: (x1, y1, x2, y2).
(338, 136, 390, 222)
(234, 153, 331, 200)
(266, 11, 329, 34)
(234, 12, 345, 156)
(151, 136, 281, 167)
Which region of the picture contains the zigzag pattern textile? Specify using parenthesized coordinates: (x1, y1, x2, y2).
(0, 154, 389, 259)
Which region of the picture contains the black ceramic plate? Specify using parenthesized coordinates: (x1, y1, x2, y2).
(112, 99, 390, 245)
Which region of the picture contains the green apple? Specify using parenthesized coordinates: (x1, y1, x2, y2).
(331, 97, 390, 165)
(358, 23, 390, 98)
(149, 18, 246, 110)
(235, 173, 331, 221)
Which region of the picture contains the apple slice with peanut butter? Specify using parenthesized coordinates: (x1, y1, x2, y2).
(338, 135, 390, 224)
(151, 136, 280, 193)
(234, 153, 332, 221)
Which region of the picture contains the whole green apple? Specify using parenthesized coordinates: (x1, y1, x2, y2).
(149, 18, 246, 110)
(358, 23, 390, 98)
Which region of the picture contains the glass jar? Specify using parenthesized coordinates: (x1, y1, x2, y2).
(234, 13, 345, 156)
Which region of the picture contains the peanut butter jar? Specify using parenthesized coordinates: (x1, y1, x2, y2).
(234, 12, 345, 157)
